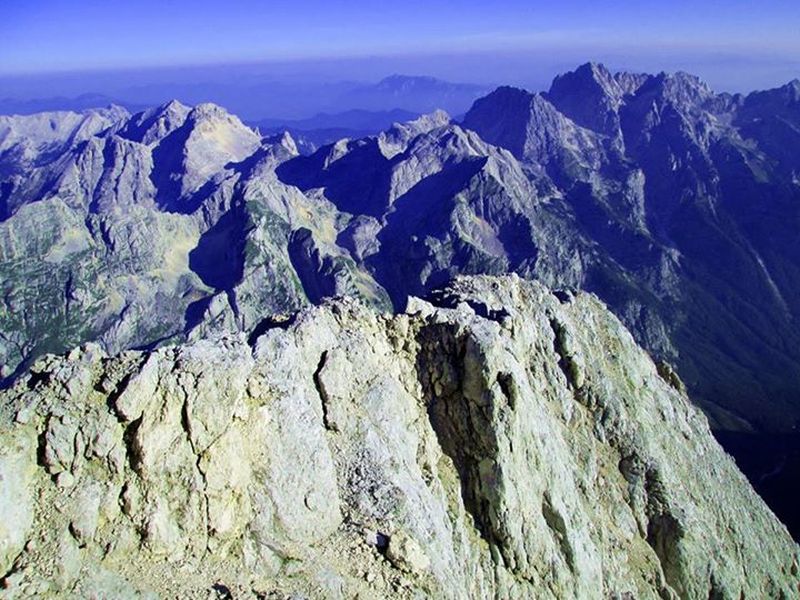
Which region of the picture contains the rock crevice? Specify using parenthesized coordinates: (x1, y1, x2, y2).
(0, 276, 797, 599)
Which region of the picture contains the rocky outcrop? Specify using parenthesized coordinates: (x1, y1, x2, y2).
(3, 67, 800, 537)
(1, 276, 796, 598)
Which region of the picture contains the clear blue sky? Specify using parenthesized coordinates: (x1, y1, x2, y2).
(2, 0, 799, 73)
(0, 0, 798, 93)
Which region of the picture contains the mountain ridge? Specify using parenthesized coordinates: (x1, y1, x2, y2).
(2, 63, 800, 535)
(3, 63, 800, 429)
(1, 275, 797, 598)
(0, 74, 491, 123)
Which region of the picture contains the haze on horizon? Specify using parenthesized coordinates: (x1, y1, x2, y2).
(1, 0, 798, 117)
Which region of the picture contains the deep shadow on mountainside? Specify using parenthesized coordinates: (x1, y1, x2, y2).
(1, 62, 800, 536)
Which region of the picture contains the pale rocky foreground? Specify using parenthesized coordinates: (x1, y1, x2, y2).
(0, 276, 797, 598)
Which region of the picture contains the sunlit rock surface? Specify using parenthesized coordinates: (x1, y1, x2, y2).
(0, 276, 797, 598)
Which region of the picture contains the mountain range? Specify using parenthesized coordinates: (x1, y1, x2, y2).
(0, 75, 490, 122)
(252, 108, 421, 154)
(0, 93, 147, 116)
(1, 62, 800, 534)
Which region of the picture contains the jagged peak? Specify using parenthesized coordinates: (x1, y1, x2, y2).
(406, 108, 451, 128)
(0, 107, 128, 154)
(762, 78, 800, 101)
(484, 85, 533, 100)
(422, 122, 484, 149)
(546, 64, 720, 132)
(141, 99, 191, 121)
(739, 77, 800, 115)
(545, 63, 626, 135)
(100, 104, 132, 120)
(647, 70, 714, 102)
(187, 102, 237, 121)
(468, 89, 561, 121)
(377, 110, 452, 159)
(377, 74, 444, 89)
(461, 88, 560, 160)
(118, 100, 191, 145)
(161, 98, 190, 112)
(268, 130, 299, 156)
(788, 79, 800, 101)
(549, 62, 619, 96)
(575, 61, 614, 81)
(183, 103, 260, 144)
(388, 109, 451, 137)
(393, 121, 520, 178)
(463, 86, 536, 121)
(670, 70, 712, 89)
(613, 70, 650, 96)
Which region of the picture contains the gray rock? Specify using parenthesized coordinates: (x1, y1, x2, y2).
(0, 275, 796, 598)
(3, 67, 800, 536)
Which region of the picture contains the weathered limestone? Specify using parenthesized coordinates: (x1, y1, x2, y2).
(0, 275, 797, 598)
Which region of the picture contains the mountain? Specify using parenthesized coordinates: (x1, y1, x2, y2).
(253, 108, 420, 154)
(254, 108, 419, 132)
(2, 64, 800, 536)
(1, 75, 491, 123)
(461, 64, 800, 434)
(1, 275, 797, 598)
(336, 75, 491, 115)
(0, 93, 147, 116)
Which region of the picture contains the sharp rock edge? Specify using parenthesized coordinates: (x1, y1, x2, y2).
(0, 276, 797, 599)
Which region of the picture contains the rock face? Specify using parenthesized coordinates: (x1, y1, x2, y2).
(0, 101, 384, 384)
(463, 65, 800, 432)
(3, 65, 800, 535)
(0, 276, 797, 598)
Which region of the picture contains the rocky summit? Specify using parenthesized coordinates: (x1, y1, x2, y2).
(1, 276, 798, 598)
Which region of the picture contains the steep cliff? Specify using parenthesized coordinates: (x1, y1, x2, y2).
(1, 276, 796, 599)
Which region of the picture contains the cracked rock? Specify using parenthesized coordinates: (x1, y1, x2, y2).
(0, 276, 796, 598)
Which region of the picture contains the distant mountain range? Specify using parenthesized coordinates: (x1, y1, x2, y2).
(2, 63, 800, 535)
(252, 108, 420, 154)
(337, 74, 488, 114)
(0, 93, 147, 116)
(254, 108, 419, 132)
(0, 75, 491, 122)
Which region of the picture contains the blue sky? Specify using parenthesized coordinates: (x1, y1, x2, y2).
(1, 0, 798, 91)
